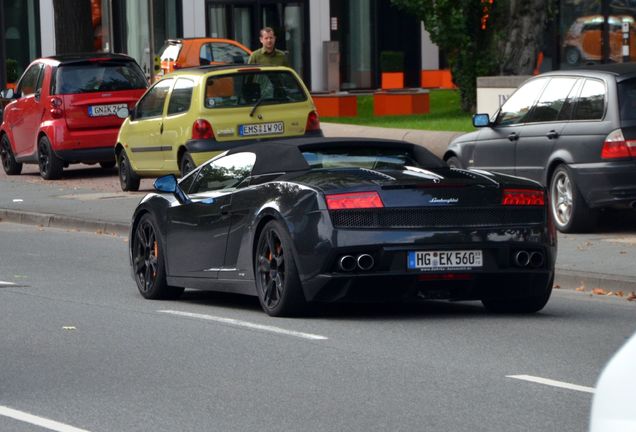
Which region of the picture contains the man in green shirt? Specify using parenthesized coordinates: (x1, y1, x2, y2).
(248, 27, 290, 67)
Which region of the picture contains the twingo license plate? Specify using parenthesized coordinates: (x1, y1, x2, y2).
(239, 122, 284, 136)
(407, 250, 483, 271)
(88, 104, 128, 117)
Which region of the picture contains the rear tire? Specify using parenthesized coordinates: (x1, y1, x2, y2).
(446, 156, 463, 169)
(0, 134, 22, 175)
(549, 164, 598, 233)
(118, 151, 141, 192)
(38, 135, 63, 180)
(564, 46, 581, 65)
(254, 220, 307, 317)
(481, 274, 554, 314)
(132, 213, 184, 300)
(180, 152, 195, 177)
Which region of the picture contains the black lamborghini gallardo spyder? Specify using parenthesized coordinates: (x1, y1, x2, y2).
(129, 138, 557, 316)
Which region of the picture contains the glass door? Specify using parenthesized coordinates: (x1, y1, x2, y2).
(232, 6, 253, 48)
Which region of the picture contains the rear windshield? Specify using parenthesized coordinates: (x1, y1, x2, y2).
(159, 43, 182, 61)
(204, 71, 307, 108)
(301, 148, 428, 170)
(618, 78, 636, 121)
(52, 60, 148, 94)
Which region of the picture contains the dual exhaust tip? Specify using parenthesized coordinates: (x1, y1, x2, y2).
(338, 254, 375, 272)
(514, 250, 545, 268)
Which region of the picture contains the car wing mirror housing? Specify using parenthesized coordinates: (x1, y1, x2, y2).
(154, 174, 190, 204)
(472, 113, 491, 128)
(1, 88, 15, 99)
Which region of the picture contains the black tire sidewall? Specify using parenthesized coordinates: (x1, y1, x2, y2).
(133, 213, 176, 299)
(0, 134, 22, 175)
(38, 136, 63, 180)
(255, 220, 305, 316)
(550, 164, 594, 233)
(118, 151, 140, 191)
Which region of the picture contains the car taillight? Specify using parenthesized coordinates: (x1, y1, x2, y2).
(192, 119, 213, 140)
(326, 191, 384, 210)
(502, 189, 545, 206)
(601, 129, 635, 159)
(306, 110, 320, 132)
(49, 97, 63, 119)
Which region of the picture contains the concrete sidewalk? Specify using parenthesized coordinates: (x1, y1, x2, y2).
(0, 123, 635, 298)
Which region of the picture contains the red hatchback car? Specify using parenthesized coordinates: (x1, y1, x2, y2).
(0, 53, 147, 179)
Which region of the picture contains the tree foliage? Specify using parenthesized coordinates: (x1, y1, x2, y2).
(391, 0, 555, 112)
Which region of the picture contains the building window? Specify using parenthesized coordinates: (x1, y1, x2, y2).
(2, 0, 41, 78)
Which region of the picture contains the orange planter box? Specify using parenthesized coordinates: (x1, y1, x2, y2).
(421, 69, 456, 89)
(373, 90, 430, 116)
(381, 72, 404, 90)
(312, 93, 357, 117)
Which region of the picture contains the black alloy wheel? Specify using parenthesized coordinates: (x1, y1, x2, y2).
(37, 136, 63, 180)
(255, 220, 306, 317)
(0, 134, 22, 175)
(132, 213, 183, 300)
(118, 151, 140, 191)
(180, 152, 195, 177)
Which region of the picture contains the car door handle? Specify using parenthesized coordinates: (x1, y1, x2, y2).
(220, 204, 231, 215)
(160, 123, 164, 134)
(546, 130, 559, 139)
(508, 132, 519, 141)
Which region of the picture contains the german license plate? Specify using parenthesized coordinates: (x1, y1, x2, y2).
(407, 250, 483, 270)
(88, 104, 127, 117)
(238, 122, 284, 136)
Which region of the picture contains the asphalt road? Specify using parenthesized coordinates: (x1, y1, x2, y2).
(1, 223, 635, 432)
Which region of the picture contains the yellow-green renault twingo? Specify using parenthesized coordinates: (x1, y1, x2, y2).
(115, 64, 322, 191)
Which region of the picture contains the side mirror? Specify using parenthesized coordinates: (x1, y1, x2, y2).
(154, 174, 190, 204)
(129, 106, 137, 121)
(472, 113, 491, 128)
(1, 88, 15, 99)
(116, 106, 130, 119)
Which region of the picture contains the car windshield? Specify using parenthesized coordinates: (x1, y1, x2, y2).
(618, 78, 636, 121)
(301, 148, 428, 170)
(53, 60, 147, 94)
(204, 71, 307, 108)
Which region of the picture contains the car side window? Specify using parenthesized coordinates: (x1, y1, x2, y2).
(190, 152, 256, 194)
(209, 43, 250, 63)
(17, 64, 44, 96)
(136, 78, 173, 119)
(495, 78, 548, 126)
(524, 77, 578, 123)
(572, 79, 606, 121)
(167, 78, 194, 116)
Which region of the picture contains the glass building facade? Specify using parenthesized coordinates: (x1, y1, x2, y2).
(4, 0, 636, 89)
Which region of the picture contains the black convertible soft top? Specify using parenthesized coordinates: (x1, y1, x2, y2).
(217, 137, 444, 176)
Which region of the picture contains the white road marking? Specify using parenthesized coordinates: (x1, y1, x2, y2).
(0, 281, 16, 286)
(507, 375, 595, 394)
(0, 405, 91, 432)
(159, 309, 328, 340)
